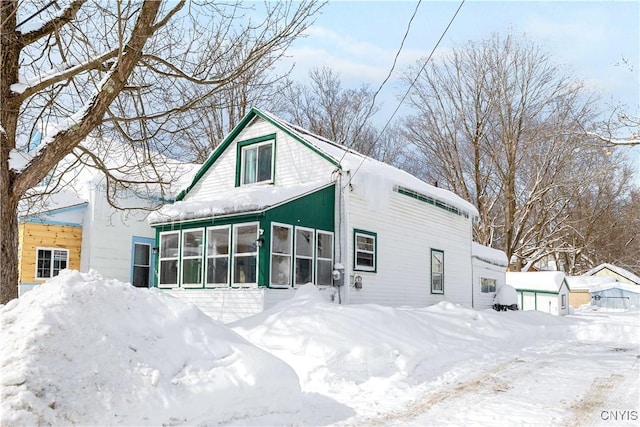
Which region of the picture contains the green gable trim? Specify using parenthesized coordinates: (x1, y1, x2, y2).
(176, 108, 341, 201)
(235, 133, 277, 187)
(396, 187, 470, 218)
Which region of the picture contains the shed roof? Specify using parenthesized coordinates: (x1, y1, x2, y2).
(506, 271, 568, 293)
(584, 263, 640, 285)
(471, 242, 508, 267)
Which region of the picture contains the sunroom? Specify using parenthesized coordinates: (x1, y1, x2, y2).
(151, 183, 336, 290)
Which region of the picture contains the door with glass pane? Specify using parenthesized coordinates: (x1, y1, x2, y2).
(131, 237, 155, 287)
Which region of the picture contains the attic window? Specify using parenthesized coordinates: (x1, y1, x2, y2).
(239, 138, 274, 185)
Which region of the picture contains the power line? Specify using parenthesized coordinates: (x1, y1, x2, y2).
(348, 0, 466, 184)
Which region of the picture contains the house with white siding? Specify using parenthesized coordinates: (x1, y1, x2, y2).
(148, 108, 502, 322)
(17, 137, 195, 296)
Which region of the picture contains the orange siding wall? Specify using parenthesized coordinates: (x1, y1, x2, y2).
(18, 222, 83, 283)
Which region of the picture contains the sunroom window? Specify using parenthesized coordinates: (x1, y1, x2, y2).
(241, 141, 273, 185)
(295, 227, 314, 285)
(159, 232, 179, 287)
(271, 223, 292, 287)
(182, 229, 204, 287)
(316, 231, 334, 286)
(233, 223, 258, 286)
(206, 226, 230, 287)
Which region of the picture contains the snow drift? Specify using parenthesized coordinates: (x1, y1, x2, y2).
(0, 270, 301, 426)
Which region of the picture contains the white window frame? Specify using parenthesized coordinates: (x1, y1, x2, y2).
(240, 140, 274, 186)
(316, 230, 334, 286)
(480, 277, 497, 293)
(270, 222, 293, 288)
(35, 247, 69, 280)
(431, 249, 444, 294)
(205, 225, 231, 288)
(181, 228, 205, 288)
(354, 230, 376, 272)
(232, 222, 259, 287)
(158, 231, 180, 289)
(294, 226, 315, 286)
(132, 242, 152, 288)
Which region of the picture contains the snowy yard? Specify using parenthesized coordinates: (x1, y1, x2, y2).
(1, 270, 638, 426)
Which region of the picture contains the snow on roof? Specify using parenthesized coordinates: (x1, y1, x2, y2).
(472, 242, 508, 267)
(584, 263, 640, 285)
(149, 180, 332, 225)
(506, 271, 568, 293)
(589, 281, 640, 294)
(565, 276, 617, 291)
(19, 187, 88, 218)
(258, 110, 479, 218)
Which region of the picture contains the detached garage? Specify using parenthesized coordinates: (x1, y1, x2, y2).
(506, 271, 570, 316)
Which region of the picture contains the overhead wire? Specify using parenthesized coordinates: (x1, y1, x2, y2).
(347, 0, 466, 185)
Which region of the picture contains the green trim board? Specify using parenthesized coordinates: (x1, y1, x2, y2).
(176, 108, 341, 201)
(430, 248, 444, 294)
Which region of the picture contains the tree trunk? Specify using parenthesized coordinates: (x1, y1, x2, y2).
(0, 193, 19, 303)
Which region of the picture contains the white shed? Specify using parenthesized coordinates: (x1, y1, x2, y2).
(506, 271, 571, 316)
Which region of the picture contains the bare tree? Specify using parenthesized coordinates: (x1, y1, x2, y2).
(0, 0, 323, 303)
(401, 33, 634, 270)
(275, 66, 407, 164)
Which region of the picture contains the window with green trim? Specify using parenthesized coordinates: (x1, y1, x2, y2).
(241, 140, 274, 185)
(271, 223, 293, 287)
(354, 230, 376, 272)
(431, 249, 444, 294)
(316, 231, 334, 285)
(182, 228, 204, 287)
(158, 231, 179, 288)
(206, 226, 230, 287)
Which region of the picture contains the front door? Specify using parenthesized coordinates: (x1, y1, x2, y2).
(131, 237, 155, 287)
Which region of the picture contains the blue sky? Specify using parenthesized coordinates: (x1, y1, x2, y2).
(281, 0, 639, 128)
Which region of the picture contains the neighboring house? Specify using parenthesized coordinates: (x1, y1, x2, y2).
(17, 137, 195, 296)
(148, 108, 504, 322)
(589, 282, 640, 311)
(584, 263, 640, 286)
(506, 271, 571, 316)
(565, 276, 615, 309)
(471, 242, 508, 309)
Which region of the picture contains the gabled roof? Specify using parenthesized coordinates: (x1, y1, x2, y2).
(584, 263, 640, 285)
(176, 108, 478, 218)
(506, 271, 569, 293)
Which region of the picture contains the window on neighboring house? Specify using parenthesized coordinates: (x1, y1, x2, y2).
(295, 227, 314, 286)
(206, 226, 230, 287)
(271, 223, 293, 287)
(182, 229, 204, 287)
(132, 243, 151, 287)
(241, 140, 274, 185)
(431, 249, 444, 294)
(316, 231, 334, 286)
(561, 293, 567, 309)
(481, 277, 496, 293)
(233, 223, 258, 285)
(354, 230, 376, 272)
(159, 231, 179, 287)
(36, 248, 68, 279)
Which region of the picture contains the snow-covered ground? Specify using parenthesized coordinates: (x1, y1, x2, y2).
(1, 270, 638, 426)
